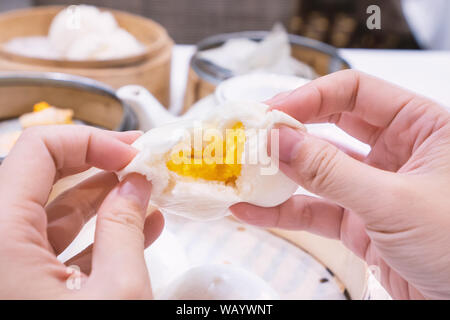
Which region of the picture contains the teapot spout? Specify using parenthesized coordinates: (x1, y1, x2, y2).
(117, 85, 176, 131)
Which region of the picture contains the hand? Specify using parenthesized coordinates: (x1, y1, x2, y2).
(231, 70, 450, 300)
(0, 125, 164, 299)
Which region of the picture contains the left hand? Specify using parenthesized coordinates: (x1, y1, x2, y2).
(0, 125, 164, 299)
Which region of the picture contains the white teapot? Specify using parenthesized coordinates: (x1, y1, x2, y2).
(117, 73, 310, 131)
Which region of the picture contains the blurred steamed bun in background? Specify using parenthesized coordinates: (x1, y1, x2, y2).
(4, 5, 145, 61)
(49, 5, 117, 55)
(48, 5, 144, 60)
(198, 24, 317, 79)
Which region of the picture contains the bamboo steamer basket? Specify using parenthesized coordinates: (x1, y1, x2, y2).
(270, 228, 368, 299)
(183, 31, 350, 112)
(0, 72, 139, 163)
(0, 72, 137, 131)
(0, 6, 173, 107)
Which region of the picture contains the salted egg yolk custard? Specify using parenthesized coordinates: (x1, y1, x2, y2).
(118, 101, 305, 220)
(166, 122, 245, 185)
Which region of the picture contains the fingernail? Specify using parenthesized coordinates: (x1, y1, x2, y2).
(118, 173, 151, 209)
(276, 126, 305, 163)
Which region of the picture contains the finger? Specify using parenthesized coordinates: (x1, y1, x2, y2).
(273, 126, 407, 225)
(63, 211, 163, 276)
(56, 130, 142, 179)
(268, 70, 431, 145)
(143, 211, 165, 248)
(0, 126, 139, 218)
(46, 172, 119, 255)
(90, 173, 153, 297)
(109, 130, 143, 145)
(230, 196, 370, 259)
(232, 196, 344, 236)
(309, 132, 368, 162)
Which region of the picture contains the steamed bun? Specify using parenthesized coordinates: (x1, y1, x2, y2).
(48, 5, 144, 60)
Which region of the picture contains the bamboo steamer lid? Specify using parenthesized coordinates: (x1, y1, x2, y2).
(0, 6, 173, 107)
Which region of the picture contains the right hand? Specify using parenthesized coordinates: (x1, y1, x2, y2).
(231, 70, 450, 300)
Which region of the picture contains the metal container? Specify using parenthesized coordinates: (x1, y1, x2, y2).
(183, 31, 351, 112)
(0, 72, 138, 161)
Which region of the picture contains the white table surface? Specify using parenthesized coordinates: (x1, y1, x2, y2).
(169, 46, 450, 115)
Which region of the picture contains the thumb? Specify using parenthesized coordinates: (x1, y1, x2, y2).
(89, 173, 153, 298)
(273, 126, 405, 221)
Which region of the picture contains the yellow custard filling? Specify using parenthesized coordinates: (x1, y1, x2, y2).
(166, 122, 245, 184)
